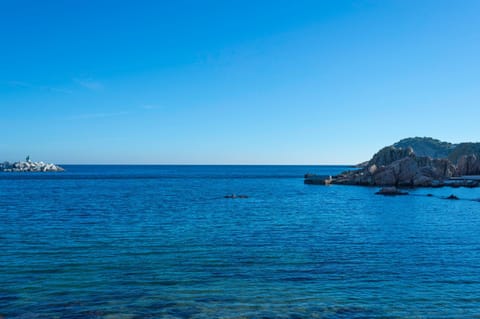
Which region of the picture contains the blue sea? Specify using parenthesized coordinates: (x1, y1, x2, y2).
(2, 165, 480, 319)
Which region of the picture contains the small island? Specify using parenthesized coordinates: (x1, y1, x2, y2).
(305, 137, 480, 188)
(0, 156, 65, 172)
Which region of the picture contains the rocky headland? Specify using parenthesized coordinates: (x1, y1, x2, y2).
(306, 137, 480, 188)
(1, 159, 64, 172)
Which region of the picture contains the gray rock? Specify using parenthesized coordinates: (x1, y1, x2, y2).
(430, 158, 456, 179)
(331, 147, 460, 187)
(308, 137, 480, 188)
(456, 154, 480, 176)
(373, 166, 396, 186)
(395, 157, 418, 186)
(304, 175, 333, 185)
(413, 174, 433, 187)
(368, 146, 414, 167)
(446, 194, 459, 200)
(375, 187, 408, 196)
(367, 164, 377, 174)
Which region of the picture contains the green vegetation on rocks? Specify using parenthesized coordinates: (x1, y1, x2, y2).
(392, 137, 480, 164)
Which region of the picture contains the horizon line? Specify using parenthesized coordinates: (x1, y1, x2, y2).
(56, 163, 356, 166)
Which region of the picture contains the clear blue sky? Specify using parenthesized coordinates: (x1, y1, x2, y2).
(1, 0, 479, 164)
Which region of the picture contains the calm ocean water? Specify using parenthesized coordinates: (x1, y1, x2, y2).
(1, 165, 480, 319)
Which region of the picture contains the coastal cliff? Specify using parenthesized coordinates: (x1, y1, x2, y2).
(306, 137, 480, 187)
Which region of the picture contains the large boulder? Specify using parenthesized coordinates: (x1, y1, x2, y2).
(413, 174, 433, 187)
(456, 154, 480, 176)
(375, 187, 408, 196)
(394, 157, 418, 186)
(430, 158, 456, 179)
(369, 146, 414, 167)
(304, 174, 333, 185)
(373, 166, 397, 186)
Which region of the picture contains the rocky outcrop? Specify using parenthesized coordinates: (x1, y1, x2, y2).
(333, 146, 457, 187)
(448, 143, 480, 163)
(304, 174, 333, 185)
(456, 154, 480, 176)
(368, 146, 414, 167)
(0, 161, 64, 172)
(307, 137, 480, 188)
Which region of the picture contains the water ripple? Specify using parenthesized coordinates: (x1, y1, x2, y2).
(1, 166, 480, 318)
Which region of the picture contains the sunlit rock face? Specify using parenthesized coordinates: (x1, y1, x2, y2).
(334, 146, 458, 187)
(328, 137, 480, 187)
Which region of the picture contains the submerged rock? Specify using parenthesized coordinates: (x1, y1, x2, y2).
(375, 187, 409, 196)
(446, 194, 459, 200)
(224, 194, 248, 199)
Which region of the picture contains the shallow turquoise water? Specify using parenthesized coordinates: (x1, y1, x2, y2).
(1, 165, 480, 318)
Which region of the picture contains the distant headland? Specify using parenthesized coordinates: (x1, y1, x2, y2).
(306, 137, 480, 188)
(0, 156, 64, 172)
